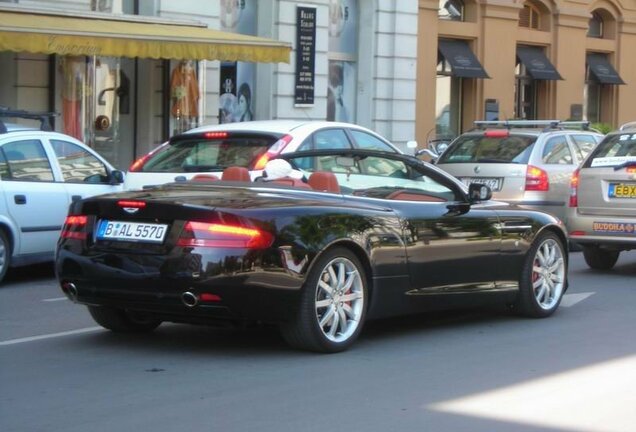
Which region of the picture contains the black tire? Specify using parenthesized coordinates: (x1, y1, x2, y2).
(0, 230, 10, 284)
(515, 232, 567, 318)
(582, 246, 620, 270)
(88, 306, 161, 333)
(280, 247, 368, 353)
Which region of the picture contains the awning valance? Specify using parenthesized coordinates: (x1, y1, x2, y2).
(0, 10, 291, 63)
(516, 46, 562, 81)
(438, 39, 489, 79)
(587, 53, 625, 85)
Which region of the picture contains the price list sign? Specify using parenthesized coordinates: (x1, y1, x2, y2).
(294, 6, 316, 106)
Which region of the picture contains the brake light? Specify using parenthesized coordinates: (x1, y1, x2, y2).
(177, 221, 274, 249)
(253, 135, 293, 170)
(627, 167, 636, 174)
(525, 165, 549, 191)
(569, 168, 580, 207)
(61, 215, 88, 240)
(484, 130, 509, 138)
(118, 200, 146, 209)
(203, 131, 229, 139)
(129, 143, 168, 172)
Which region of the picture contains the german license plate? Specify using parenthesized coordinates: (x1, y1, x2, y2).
(608, 183, 636, 198)
(461, 177, 501, 191)
(97, 220, 168, 243)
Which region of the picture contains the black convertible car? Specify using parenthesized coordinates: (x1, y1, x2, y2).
(56, 149, 568, 352)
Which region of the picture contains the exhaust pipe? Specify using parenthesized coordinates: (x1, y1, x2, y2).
(181, 291, 199, 307)
(62, 282, 78, 301)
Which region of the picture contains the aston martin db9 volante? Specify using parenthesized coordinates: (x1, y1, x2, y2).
(56, 149, 569, 353)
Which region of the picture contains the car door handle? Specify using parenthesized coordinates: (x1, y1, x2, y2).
(71, 195, 83, 202)
(14, 194, 26, 205)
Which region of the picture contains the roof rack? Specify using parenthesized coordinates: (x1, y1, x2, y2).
(0, 106, 58, 134)
(473, 120, 590, 132)
(619, 121, 636, 132)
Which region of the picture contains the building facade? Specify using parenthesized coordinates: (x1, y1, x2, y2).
(417, 0, 636, 146)
(0, 0, 418, 169)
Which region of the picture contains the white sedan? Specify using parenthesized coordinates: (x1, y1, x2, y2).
(124, 120, 404, 190)
(0, 124, 124, 282)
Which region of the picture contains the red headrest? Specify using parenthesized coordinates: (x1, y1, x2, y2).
(308, 172, 340, 193)
(221, 166, 251, 182)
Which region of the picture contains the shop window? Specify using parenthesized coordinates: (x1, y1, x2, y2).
(436, 56, 462, 139)
(587, 12, 604, 38)
(519, 3, 541, 29)
(439, 0, 464, 21)
(584, 82, 601, 123)
(169, 60, 200, 135)
(514, 63, 537, 120)
(327, 0, 358, 123)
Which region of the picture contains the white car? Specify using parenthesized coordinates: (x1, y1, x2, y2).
(124, 120, 403, 190)
(0, 121, 124, 282)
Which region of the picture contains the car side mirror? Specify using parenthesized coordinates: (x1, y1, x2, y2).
(468, 183, 492, 202)
(109, 169, 125, 185)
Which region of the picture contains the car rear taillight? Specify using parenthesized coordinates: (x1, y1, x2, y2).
(484, 130, 509, 138)
(525, 165, 549, 191)
(129, 143, 168, 172)
(118, 200, 146, 209)
(569, 168, 580, 207)
(177, 221, 274, 249)
(253, 134, 293, 170)
(626, 167, 636, 174)
(61, 215, 88, 240)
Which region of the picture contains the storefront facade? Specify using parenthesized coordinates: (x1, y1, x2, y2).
(417, 0, 636, 146)
(1, 0, 418, 168)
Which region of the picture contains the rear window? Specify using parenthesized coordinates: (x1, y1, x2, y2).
(437, 134, 537, 164)
(584, 133, 636, 168)
(140, 135, 276, 172)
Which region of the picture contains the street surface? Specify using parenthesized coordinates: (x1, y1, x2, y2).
(1, 251, 635, 432)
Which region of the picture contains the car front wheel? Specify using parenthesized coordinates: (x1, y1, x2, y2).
(515, 232, 567, 318)
(88, 306, 161, 333)
(280, 247, 368, 353)
(0, 230, 10, 283)
(582, 246, 620, 270)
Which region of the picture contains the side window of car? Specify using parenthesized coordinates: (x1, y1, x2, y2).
(51, 140, 108, 183)
(571, 135, 598, 161)
(542, 136, 573, 165)
(311, 129, 352, 150)
(349, 130, 395, 152)
(2, 140, 54, 182)
(0, 149, 8, 180)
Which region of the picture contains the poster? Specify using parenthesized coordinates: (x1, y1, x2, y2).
(294, 6, 316, 105)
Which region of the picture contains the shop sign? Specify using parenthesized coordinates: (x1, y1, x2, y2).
(294, 6, 316, 106)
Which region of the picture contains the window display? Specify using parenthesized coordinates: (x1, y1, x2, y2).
(170, 60, 200, 134)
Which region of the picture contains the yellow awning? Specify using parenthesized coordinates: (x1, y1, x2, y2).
(0, 10, 291, 63)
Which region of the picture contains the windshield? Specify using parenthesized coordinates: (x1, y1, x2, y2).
(140, 135, 277, 173)
(438, 134, 537, 164)
(584, 132, 636, 168)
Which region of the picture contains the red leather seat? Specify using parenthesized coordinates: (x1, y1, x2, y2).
(308, 172, 340, 193)
(221, 166, 251, 182)
(191, 174, 220, 182)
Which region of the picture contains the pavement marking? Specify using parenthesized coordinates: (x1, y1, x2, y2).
(42, 297, 68, 302)
(0, 327, 102, 346)
(560, 291, 595, 307)
(430, 354, 636, 432)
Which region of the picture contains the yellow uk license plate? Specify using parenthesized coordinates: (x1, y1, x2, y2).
(608, 183, 636, 198)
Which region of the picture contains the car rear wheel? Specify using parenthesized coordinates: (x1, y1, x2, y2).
(515, 232, 566, 318)
(88, 306, 161, 333)
(582, 246, 620, 270)
(0, 230, 10, 283)
(280, 247, 368, 353)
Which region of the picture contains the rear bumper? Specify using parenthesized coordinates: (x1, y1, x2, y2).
(565, 208, 636, 250)
(56, 248, 305, 324)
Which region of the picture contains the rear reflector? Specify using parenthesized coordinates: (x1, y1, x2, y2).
(118, 200, 146, 209)
(177, 221, 273, 249)
(61, 215, 88, 240)
(525, 165, 549, 191)
(200, 293, 222, 302)
(570, 231, 586, 236)
(484, 130, 510, 138)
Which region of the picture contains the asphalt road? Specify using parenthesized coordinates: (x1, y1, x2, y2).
(1, 251, 635, 432)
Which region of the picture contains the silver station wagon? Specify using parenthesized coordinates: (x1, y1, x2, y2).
(435, 120, 603, 222)
(566, 122, 636, 270)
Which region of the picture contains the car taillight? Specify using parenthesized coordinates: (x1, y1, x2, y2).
(61, 215, 88, 240)
(129, 153, 152, 172)
(626, 166, 636, 174)
(253, 134, 293, 170)
(525, 165, 549, 191)
(118, 200, 146, 209)
(177, 221, 273, 249)
(569, 168, 580, 207)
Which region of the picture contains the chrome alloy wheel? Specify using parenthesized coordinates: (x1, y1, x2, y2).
(531, 238, 565, 310)
(314, 257, 365, 343)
